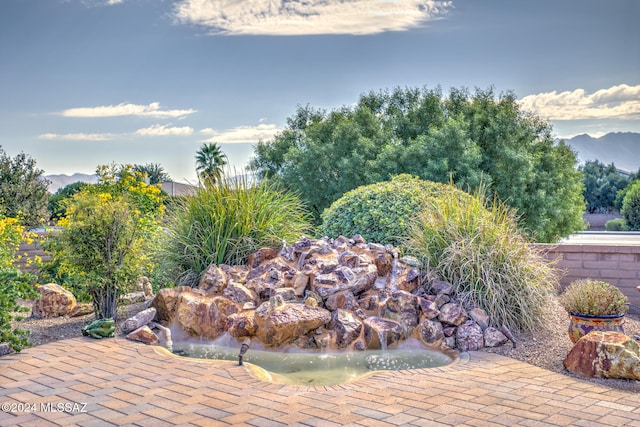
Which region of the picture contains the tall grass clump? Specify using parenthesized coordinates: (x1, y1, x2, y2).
(161, 174, 313, 287)
(405, 188, 557, 333)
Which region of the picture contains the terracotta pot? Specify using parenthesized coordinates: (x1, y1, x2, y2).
(568, 312, 625, 343)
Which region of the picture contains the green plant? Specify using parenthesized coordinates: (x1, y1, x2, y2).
(559, 279, 628, 316)
(404, 186, 557, 333)
(621, 180, 640, 230)
(320, 174, 471, 246)
(52, 191, 162, 319)
(0, 268, 37, 351)
(160, 174, 312, 287)
(605, 218, 628, 231)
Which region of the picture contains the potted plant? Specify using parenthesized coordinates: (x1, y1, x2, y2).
(559, 279, 628, 343)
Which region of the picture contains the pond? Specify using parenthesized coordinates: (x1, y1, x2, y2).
(171, 337, 456, 386)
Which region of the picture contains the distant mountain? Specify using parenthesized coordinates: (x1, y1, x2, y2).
(45, 173, 98, 193)
(563, 132, 640, 173)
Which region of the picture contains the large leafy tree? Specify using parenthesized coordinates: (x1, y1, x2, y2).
(251, 86, 586, 242)
(580, 160, 630, 213)
(195, 143, 228, 185)
(0, 147, 49, 228)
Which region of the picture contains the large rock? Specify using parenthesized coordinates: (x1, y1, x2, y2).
(198, 264, 228, 293)
(175, 294, 238, 339)
(151, 286, 199, 322)
(126, 326, 159, 345)
(363, 317, 404, 350)
(254, 300, 331, 347)
(483, 327, 509, 348)
(121, 308, 157, 334)
(417, 319, 445, 345)
(438, 303, 468, 326)
(563, 331, 640, 380)
(329, 309, 363, 348)
(31, 283, 77, 319)
(456, 320, 484, 351)
(385, 290, 420, 331)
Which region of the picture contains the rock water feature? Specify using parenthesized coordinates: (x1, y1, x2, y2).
(143, 236, 512, 384)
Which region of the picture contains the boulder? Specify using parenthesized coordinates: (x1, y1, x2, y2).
(329, 309, 363, 348)
(386, 290, 420, 331)
(226, 311, 258, 338)
(417, 319, 444, 345)
(121, 307, 157, 334)
(222, 282, 258, 305)
(456, 320, 484, 351)
(175, 294, 238, 339)
(254, 301, 331, 347)
(151, 286, 199, 322)
(429, 280, 453, 295)
(438, 303, 468, 326)
(198, 264, 228, 293)
(563, 331, 640, 380)
(126, 326, 159, 345)
(483, 327, 509, 348)
(363, 317, 404, 350)
(31, 283, 77, 319)
(325, 291, 359, 311)
(418, 297, 440, 320)
(468, 308, 490, 330)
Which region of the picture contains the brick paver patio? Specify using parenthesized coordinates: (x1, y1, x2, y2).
(1, 337, 639, 426)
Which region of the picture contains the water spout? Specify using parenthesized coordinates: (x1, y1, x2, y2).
(238, 338, 251, 366)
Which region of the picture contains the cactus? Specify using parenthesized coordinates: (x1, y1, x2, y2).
(82, 318, 115, 339)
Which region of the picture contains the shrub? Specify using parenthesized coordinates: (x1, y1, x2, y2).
(404, 187, 557, 333)
(52, 192, 162, 319)
(0, 268, 37, 351)
(621, 180, 640, 231)
(160, 175, 313, 287)
(559, 279, 628, 316)
(604, 218, 628, 231)
(320, 174, 471, 246)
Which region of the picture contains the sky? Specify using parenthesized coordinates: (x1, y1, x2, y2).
(1, 0, 639, 184)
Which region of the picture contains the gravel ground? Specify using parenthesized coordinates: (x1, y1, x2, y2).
(8, 297, 640, 392)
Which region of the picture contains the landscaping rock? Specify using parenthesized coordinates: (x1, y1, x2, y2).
(121, 307, 157, 334)
(468, 308, 490, 330)
(126, 325, 159, 345)
(254, 300, 331, 347)
(439, 302, 468, 326)
(31, 283, 77, 319)
(456, 320, 484, 351)
(563, 331, 640, 380)
(483, 327, 509, 347)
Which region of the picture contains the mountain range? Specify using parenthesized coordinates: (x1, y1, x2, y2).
(563, 132, 640, 173)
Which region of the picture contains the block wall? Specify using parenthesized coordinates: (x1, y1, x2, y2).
(536, 244, 640, 314)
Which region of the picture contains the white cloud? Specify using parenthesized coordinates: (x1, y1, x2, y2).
(135, 124, 194, 136)
(519, 84, 640, 121)
(173, 0, 452, 35)
(200, 123, 281, 143)
(39, 132, 115, 141)
(60, 102, 196, 119)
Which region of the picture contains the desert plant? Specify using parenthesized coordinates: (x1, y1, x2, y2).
(160, 174, 313, 287)
(559, 279, 628, 316)
(0, 268, 37, 351)
(320, 174, 471, 246)
(52, 192, 161, 319)
(405, 187, 557, 333)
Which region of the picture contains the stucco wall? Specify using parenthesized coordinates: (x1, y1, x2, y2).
(537, 243, 640, 314)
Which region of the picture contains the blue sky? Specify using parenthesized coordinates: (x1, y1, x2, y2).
(1, 0, 639, 184)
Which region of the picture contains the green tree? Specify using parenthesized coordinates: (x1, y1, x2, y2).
(0, 147, 49, 228)
(133, 163, 171, 185)
(621, 180, 640, 230)
(580, 160, 629, 213)
(45, 164, 165, 318)
(251, 86, 586, 242)
(48, 181, 88, 221)
(195, 143, 228, 185)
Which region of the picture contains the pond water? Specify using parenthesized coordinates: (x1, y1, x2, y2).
(171, 339, 455, 386)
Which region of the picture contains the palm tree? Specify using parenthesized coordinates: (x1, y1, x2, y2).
(133, 163, 171, 185)
(195, 143, 228, 185)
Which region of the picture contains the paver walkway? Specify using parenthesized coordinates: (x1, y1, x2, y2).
(1, 337, 639, 426)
